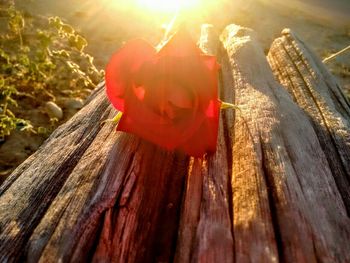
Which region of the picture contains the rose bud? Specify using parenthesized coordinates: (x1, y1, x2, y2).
(105, 29, 221, 157)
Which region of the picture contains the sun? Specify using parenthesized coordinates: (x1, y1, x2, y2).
(137, 0, 200, 13)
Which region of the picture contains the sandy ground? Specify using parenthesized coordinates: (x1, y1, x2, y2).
(1, 0, 349, 182)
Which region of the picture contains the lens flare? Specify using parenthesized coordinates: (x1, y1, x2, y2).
(137, 0, 200, 13)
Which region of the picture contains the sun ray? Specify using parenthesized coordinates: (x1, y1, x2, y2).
(137, 0, 200, 13)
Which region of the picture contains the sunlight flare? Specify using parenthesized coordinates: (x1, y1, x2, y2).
(137, 0, 200, 13)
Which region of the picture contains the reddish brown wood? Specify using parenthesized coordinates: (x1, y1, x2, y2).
(0, 24, 349, 263)
(175, 25, 234, 263)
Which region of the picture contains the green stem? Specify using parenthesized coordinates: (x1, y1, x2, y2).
(221, 101, 255, 143)
(100, 111, 123, 127)
(220, 101, 240, 111)
(112, 111, 123, 122)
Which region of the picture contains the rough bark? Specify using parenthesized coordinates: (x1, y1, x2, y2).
(0, 24, 349, 263)
(267, 29, 350, 214)
(175, 25, 234, 263)
(0, 83, 189, 263)
(221, 24, 350, 263)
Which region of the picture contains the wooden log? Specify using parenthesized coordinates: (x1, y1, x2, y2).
(0, 84, 189, 262)
(174, 25, 234, 263)
(221, 24, 350, 262)
(267, 29, 350, 214)
(0, 24, 349, 263)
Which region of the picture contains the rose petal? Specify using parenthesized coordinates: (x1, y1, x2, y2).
(180, 99, 221, 157)
(105, 30, 221, 157)
(118, 98, 205, 150)
(158, 28, 202, 58)
(202, 55, 221, 72)
(117, 53, 220, 155)
(151, 56, 219, 107)
(166, 82, 193, 109)
(105, 39, 156, 112)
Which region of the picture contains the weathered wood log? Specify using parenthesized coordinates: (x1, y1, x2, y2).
(221, 24, 350, 262)
(174, 25, 234, 263)
(267, 29, 350, 214)
(0, 85, 189, 262)
(0, 24, 349, 263)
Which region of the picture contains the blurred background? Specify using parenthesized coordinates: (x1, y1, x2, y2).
(0, 0, 349, 181)
(15, 0, 350, 73)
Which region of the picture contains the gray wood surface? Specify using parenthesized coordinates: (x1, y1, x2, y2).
(267, 29, 350, 214)
(0, 24, 349, 263)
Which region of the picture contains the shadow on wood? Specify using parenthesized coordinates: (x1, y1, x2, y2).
(0, 24, 349, 262)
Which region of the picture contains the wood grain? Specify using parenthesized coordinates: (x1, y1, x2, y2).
(222, 24, 350, 262)
(0, 24, 349, 263)
(175, 24, 234, 263)
(267, 29, 350, 214)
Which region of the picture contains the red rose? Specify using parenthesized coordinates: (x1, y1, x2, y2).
(105, 29, 221, 157)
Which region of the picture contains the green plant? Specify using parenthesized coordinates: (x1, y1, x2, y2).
(0, 3, 103, 140)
